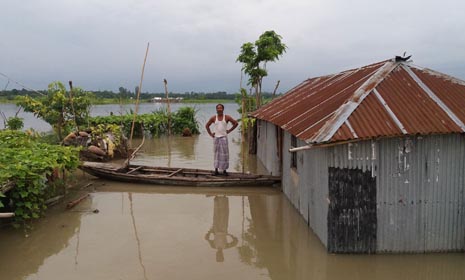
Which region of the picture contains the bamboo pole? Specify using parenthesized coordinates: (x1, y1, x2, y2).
(130, 42, 150, 148)
(0, 213, 15, 218)
(124, 125, 145, 167)
(240, 71, 246, 174)
(68, 81, 79, 132)
(163, 79, 171, 136)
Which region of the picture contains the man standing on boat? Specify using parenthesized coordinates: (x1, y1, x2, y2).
(205, 104, 238, 176)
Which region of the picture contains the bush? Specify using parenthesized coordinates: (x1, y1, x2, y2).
(88, 106, 199, 137)
(0, 130, 80, 227)
(6, 116, 24, 130)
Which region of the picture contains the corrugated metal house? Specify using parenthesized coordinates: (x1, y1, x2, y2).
(251, 57, 465, 253)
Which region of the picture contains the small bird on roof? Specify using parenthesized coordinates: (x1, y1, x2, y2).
(395, 52, 412, 62)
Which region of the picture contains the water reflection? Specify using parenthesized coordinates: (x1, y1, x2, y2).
(204, 195, 238, 262)
(1, 184, 465, 280)
(135, 135, 198, 163)
(0, 195, 89, 280)
(131, 125, 266, 175)
(239, 194, 465, 280)
(128, 192, 148, 280)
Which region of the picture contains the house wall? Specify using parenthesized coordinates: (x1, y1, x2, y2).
(303, 146, 329, 247)
(376, 135, 465, 252)
(324, 135, 465, 252)
(281, 130, 329, 246)
(257, 120, 281, 176)
(259, 121, 465, 252)
(281, 130, 300, 209)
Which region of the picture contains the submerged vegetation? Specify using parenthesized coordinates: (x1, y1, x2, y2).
(14, 81, 200, 139)
(89, 107, 200, 137)
(0, 80, 203, 228)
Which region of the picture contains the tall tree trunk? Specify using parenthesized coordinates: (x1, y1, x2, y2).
(248, 120, 257, 154)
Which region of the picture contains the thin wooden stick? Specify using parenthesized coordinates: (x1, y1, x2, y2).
(66, 193, 90, 209)
(0, 72, 45, 96)
(167, 168, 183, 177)
(124, 126, 145, 167)
(130, 42, 150, 148)
(272, 80, 280, 99)
(80, 182, 93, 190)
(163, 79, 171, 136)
(68, 81, 79, 132)
(45, 195, 64, 205)
(127, 166, 143, 174)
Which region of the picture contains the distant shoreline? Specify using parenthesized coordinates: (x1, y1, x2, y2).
(0, 98, 236, 105)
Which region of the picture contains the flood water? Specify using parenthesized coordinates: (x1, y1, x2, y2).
(1, 103, 465, 279)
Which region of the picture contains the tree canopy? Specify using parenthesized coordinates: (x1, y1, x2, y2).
(236, 30, 287, 108)
(16, 81, 93, 140)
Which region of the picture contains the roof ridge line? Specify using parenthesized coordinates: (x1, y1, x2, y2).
(409, 63, 465, 87)
(401, 63, 465, 132)
(307, 60, 399, 143)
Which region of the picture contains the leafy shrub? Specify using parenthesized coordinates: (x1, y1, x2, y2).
(88, 106, 199, 137)
(6, 116, 24, 130)
(172, 107, 199, 135)
(0, 130, 80, 227)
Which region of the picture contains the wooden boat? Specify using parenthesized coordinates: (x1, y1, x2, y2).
(79, 161, 281, 187)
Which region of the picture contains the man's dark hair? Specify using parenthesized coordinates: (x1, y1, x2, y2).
(216, 104, 224, 109)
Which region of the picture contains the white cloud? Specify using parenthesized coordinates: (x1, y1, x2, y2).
(1, 0, 464, 93)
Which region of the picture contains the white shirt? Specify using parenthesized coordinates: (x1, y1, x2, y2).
(214, 115, 228, 137)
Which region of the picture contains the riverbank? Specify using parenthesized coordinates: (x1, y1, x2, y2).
(0, 97, 236, 105)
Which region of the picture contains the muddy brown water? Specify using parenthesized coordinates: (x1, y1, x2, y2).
(1, 105, 465, 279)
(1, 181, 464, 280)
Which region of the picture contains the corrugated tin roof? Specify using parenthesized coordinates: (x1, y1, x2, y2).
(251, 58, 465, 144)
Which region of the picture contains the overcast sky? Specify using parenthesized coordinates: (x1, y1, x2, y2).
(1, 0, 464, 94)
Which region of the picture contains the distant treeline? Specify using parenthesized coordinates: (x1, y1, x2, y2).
(0, 87, 280, 101)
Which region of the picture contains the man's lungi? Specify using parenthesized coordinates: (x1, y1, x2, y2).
(214, 136, 229, 170)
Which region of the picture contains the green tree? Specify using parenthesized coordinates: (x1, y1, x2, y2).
(119, 87, 128, 95)
(236, 30, 287, 108)
(16, 81, 93, 140)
